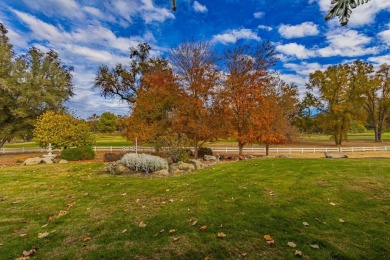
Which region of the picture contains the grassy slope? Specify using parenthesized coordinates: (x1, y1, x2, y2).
(0, 159, 389, 259)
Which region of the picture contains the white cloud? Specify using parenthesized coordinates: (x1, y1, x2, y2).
(317, 29, 379, 57)
(253, 12, 264, 19)
(283, 62, 327, 76)
(193, 1, 208, 13)
(212, 29, 260, 45)
(276, 43, 315, 59)
(105, 0, 175, 24)
(6, 27, 28, 49)
(278, 22, 319, 39)
(20, 0, 83, 19)
(258, 25, 272, 31)
(378, 24, 390, 46)
(368, 54, 390, 65)
(279, 73, 307, 94)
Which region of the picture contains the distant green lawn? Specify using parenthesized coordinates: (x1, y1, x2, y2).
(3, 131, 390, 148)
(0, 159, 388, 259)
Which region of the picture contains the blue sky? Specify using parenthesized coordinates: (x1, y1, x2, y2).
(0, 0, 389, 118)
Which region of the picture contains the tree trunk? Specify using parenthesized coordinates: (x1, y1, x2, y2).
(238, 142, 245, 156)
(377, 124, 383, 142)
(373, 125, 380, 142)
(0, 139, 6, 149)
(194, 138, 199, 159)
(265, 143, 270, 156)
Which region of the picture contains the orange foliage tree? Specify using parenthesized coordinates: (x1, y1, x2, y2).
(169, 41, 220, 158)
(219, 43, 278, 155)
(253, 78, 298, 155)
(125, 66, 180, 144)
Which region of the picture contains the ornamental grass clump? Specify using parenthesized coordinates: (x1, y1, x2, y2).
(120, 153, 168, 174)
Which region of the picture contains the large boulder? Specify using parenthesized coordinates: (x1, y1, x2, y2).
(188, 159, 204, 170)
(22, 157, 43, 166)
(177, 161, 195, 172)
(107, 162, 132, 175)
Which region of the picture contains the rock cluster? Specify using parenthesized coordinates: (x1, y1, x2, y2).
(22, 157, 68, 166)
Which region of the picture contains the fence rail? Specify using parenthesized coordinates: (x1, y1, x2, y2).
(1, 146, 389, 155)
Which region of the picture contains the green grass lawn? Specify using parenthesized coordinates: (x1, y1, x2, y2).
(0, 159, 389, 259)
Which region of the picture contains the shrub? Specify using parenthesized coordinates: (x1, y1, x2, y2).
(155, 129, 191, 163)
(197, 147, 213, 158)
(103, 152, 125, 162)
(60, 146, 96, 161)
(120, 153, 168, 174)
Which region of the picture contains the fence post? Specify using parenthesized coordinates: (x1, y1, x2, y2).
(301, 148, 303, 154)
(225, 147, 227, 153)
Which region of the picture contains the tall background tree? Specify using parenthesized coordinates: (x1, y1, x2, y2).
(306, 63, 366, 145)
(169, 41, 220, 158)
(0, 23, 73, 148)
(363, 63, 390, 142)
(94, 43, 168, 104)
(97, 112, 117, 133)
(219, 42, 278, 155)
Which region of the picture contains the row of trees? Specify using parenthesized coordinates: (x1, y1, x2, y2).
(94, 42, 298, 157)
(299, 61, 390, 144)
(0, 23, 73, 148)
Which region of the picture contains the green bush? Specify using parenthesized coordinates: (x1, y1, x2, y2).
(60, 146, 96, 161)
(197, 147, 213, 158)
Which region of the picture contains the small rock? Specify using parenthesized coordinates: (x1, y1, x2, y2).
(22, 157, 43, 166)
(58, 159, 68, 164)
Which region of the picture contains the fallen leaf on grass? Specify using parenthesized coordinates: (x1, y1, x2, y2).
(241, 252, 247, 257)
(121, 193, 127, 196)
(122, 229, 128, 233)
(199, 226, 207, 232)
(19, 234, 27, 237)
(38, 232, 49, 239)
(83, 237, 92, 242)
(153, 229, 165, 237)
(0, 243, 3, 246)
(20, 248, 38, 258)
(217, 232, 226, 238)
(169, 229, 177, 234)
(302, 222, 309, 226)
(204, 256, 212, 260)
(287, 242, 296, 248)
(263, 235, 273, 241)
(329, 202, 336, 206)
(166, 189, 170, 192)
(339, 218, 346, 223)
(58, 210, 68, 217)
(173, 237, 180, 241)
(169, 199, 174, 203)
(294, 250, 303, 257)
(139, 222, 147, 228)
(41, 224, 48, 228)
(190, 219, 198, 226)
(310, 244, 320, 249)
(266, 240, 275, 245)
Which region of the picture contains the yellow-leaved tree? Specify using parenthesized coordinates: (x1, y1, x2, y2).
(33, 111, 95, 149)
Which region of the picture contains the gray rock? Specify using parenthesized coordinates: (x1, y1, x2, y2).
(204, 155, 217, 161)
(107, 162, 131, 174)
(324, 152, 348, 159)
(22, 157, 43, 166)
(41, 157, 54, 164)
(177, 161, 195, 171)
(153, 169, 170, 176)
(188, 159, 204, 170)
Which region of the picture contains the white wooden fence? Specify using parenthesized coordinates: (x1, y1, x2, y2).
(1, 146, 389, 154)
